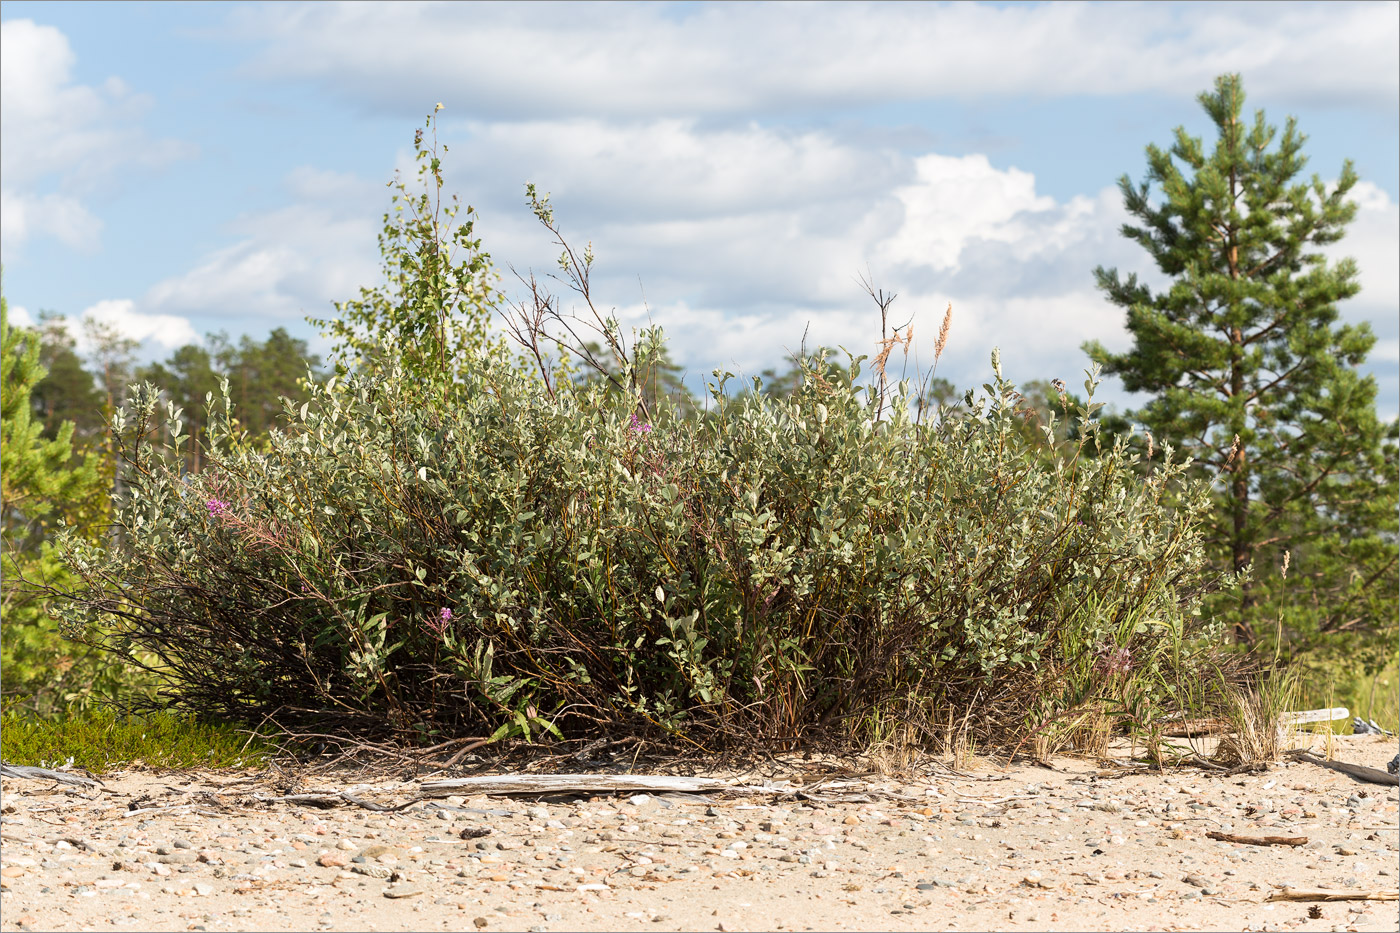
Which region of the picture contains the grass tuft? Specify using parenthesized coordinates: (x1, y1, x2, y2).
(0, 708, 273, 774)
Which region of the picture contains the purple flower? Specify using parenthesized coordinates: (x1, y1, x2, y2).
(206, 498, 229, 517)
(629, 413, 653, 434)
(426, 606, 453, 636)
(1095, 644, 1134, 678)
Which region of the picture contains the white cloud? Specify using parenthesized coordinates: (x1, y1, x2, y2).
(0, 18, 193, 256)
(140, 167, 381, 323)
(1328, 180, 1400, 420)
(230, 2, 1398, 120)
(1336, 181, 1400, 320)
(75, 300, 200, 355)
(0, 188, 102, 252)
(7, 304, 34, 329)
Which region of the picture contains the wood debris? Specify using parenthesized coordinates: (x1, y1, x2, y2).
(1288, 751, 1400, 787)
(1268, 887, 1398, 902)
(1205, 831, 1307, 847)
(419, 773, 740, 796)
(0, 763, 103, 788)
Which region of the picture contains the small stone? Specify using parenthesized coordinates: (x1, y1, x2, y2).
(193, 883, 215, 896)
(383, 885, 421, 899)
(1184, 874, 1209, 887)
(317, 854, 347, 868)
(336, 839, 357, 851)
(473, 918, 489, 929)
(842, 815, 860, 825)
(357, 845, 399, 860)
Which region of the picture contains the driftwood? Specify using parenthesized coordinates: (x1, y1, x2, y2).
(1289, 751, 1400, 787)
(420, 773, 737, 796)
(1205, 831, 1306, 847)
(411, 767, 800, 795)
(1268, 887, 1398, 902)
(0, 763, 103, 788)
(1282, 707, 1349, 725)
(1160, 707, 1349, 738)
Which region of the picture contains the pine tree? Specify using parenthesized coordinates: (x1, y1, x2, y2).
(31, 312, 105, 445)
(1, 292, 123, 714)
(1, 298, 102, 547)
(137, 342, 223, 472)
(1085, 73, 1399, 660)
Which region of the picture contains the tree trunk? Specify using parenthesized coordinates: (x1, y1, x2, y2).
(1232, 448, 1255, 646)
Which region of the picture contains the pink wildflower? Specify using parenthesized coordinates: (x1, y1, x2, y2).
(629, 413, 653, 434)
(426, 607, 453, 635)
(206, 498, 230, 517)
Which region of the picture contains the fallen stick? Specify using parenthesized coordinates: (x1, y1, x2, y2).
(1268, 887, 1398, 902)
(1205, 831, 1307, 847)
(1288, 752, 1399, 787)
(0, 763, 103, 788)
(420, 773, 734, 796)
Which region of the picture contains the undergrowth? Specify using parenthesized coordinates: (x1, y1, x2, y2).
(0, 708, 271, 773)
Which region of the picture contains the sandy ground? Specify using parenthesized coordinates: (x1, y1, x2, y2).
(1, 735, 1396, 933)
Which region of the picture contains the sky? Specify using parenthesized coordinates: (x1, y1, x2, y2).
(2, 0, 1397, 418)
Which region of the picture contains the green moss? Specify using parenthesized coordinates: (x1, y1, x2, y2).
(0, 708, 274, 773)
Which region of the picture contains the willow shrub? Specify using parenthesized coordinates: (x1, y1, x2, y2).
(57, 345, 1224, 752)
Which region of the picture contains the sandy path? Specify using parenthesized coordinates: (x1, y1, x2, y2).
(1, 735, 1396, 932)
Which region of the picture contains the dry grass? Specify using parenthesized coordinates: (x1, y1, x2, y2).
(1213, 667, 1300, 766)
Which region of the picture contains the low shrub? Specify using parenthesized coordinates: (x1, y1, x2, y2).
(55, 335, 1227, 754)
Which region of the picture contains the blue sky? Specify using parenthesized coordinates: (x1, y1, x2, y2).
(2, 1, 1397, 417)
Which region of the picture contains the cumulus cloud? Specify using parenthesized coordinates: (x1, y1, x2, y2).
(7, 304, 35, 329)
(75, 299, 201, 354)
(229, 1, 1398, 120)
(1327, 181, 1400, 419)
(0, 18, 193, 256)
(140, 167, 382, 323)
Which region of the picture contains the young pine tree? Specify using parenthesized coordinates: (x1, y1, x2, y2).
(1, 294, 127, 714)
(1084, 73, 1398, 661)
